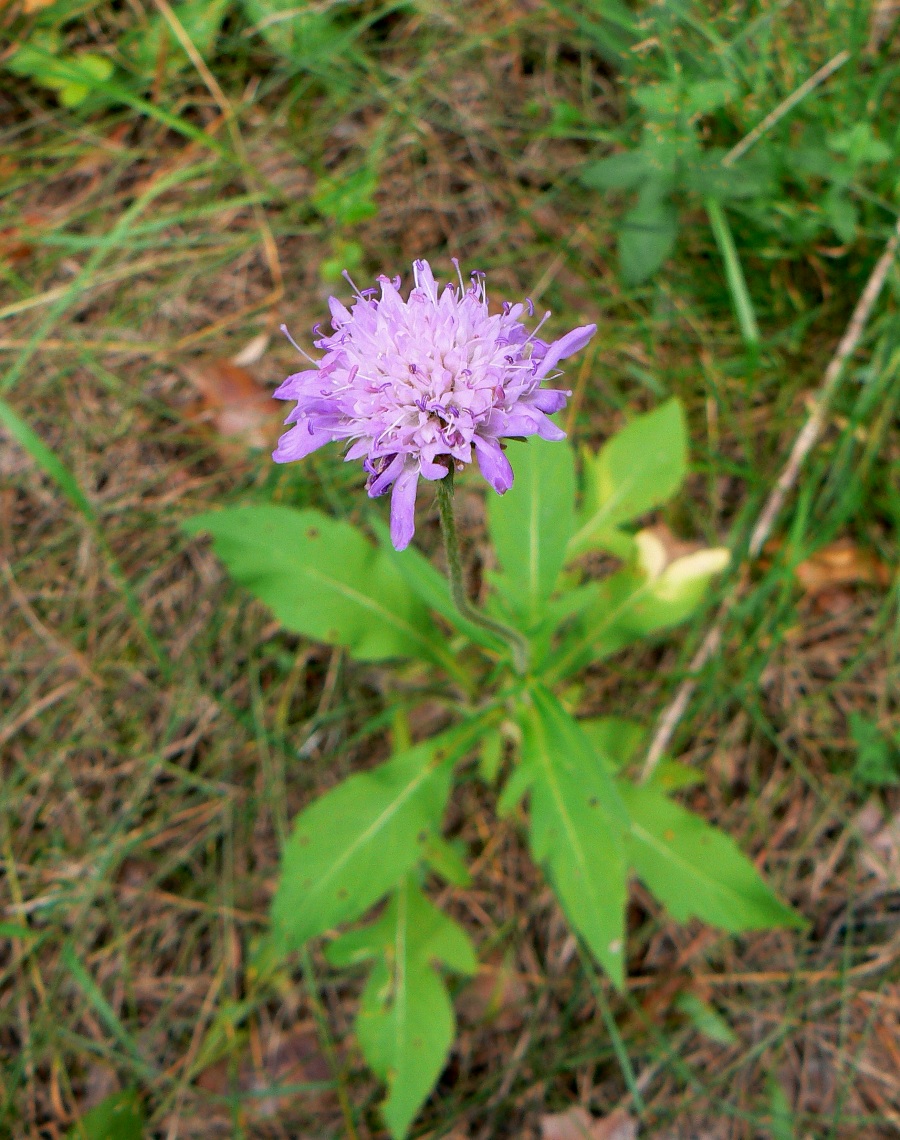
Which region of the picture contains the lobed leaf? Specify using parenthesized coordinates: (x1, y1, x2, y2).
(273, 721, 485, 947)
(326, 878, 476, 1139)
(617, 781, 803, 932)
(184, 506, 450, 666)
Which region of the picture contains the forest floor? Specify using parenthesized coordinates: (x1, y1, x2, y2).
(1, 1, 899, 1137)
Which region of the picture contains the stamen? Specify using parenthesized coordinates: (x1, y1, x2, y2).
(280, 324, 318, 365)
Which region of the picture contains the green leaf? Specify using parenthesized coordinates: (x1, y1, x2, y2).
(477, 727, 505, 783)
(577, 717, 646, 769)
(313, 166, 379, 225)
(618, 191, 678, 285)
(674, 992, 737, 1045)
(579, 150, 650, 191)
(273, 722, 484, 947)
(123, 0, 230, 78)
(823, 188, 858, 244)
(326, 878, 476, 1139)
(850, 713, 900, 787)
(242, 0, 343, 61)
(683, 79, 735, 116)
(569, 399, 687, 559)
(184, 506, 448, 666)
(519, 685, 628, 985)
(6, 37, 114, 108)
(422, 834, 472, 887)
(487, 438, 576, 625)
(66, 1089, 143, 1140)
(617, 781, 803, 931)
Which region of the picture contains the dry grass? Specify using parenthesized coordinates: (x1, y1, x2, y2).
(2, 0, 900, 1136)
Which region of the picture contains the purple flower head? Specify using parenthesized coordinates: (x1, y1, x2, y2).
(273, 260, 596, 550)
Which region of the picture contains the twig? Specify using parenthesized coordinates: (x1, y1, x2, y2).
(641, 216, 900, 781)
(722, 50, 850, 167)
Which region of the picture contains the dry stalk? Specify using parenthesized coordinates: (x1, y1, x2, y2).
(641, 216, 900, 781)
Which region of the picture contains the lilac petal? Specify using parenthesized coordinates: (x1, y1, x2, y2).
(486, 406, 544, 438)
(273, 422, 335, 463)
(536, 416, 566, 441)
(528, 387, 570, 414)
(533, 324, 597, 379)
(389, 465, 419, 551)
(368, 453, 405, 497)
(273, 369, 319, 400)
(344, 438, 370, 461)
(473, 435, 514, 494)
(419, 456, 450, 481)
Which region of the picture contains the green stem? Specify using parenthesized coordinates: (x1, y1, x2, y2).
(435, 472, 530, 675)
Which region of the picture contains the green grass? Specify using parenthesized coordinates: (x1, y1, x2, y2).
(1, 0, 899, 1136)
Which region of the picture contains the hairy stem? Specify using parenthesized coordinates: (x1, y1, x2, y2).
(436, 471, 530, 675)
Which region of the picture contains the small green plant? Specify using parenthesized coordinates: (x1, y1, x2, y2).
(184, 264, 802, 1137)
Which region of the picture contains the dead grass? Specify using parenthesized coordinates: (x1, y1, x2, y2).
(2, 0, 900, 1136)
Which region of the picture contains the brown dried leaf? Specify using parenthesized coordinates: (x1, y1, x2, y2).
(0, 227, 33, 266)
(181, 358, 279, 451)
(795, 539, 889, 596)
(541, 1106, 638, 1140)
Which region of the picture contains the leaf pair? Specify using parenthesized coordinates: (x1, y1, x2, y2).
(507, 685, 801, 986)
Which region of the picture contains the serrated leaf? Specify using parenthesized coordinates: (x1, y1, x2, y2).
(65, 1089, 143, 1140)
(520, 685, 628, 985)
(184, 506, 450, 666)
(618, 196, 678, 285)
(327, 878, 476, 1139)
(569, 399, 687, 559)
(579, 150, 650, 191)
(617, 781, 803, 931)
(273, 721, 484, 947)
(487, 438, 576, 625)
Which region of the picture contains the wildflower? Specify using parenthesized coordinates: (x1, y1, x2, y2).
(273, 260, 596, 550)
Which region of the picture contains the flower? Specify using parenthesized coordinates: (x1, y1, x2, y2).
(273, 260, 596, 550)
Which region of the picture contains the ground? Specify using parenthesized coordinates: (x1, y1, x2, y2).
(1, 1, 899, 1137)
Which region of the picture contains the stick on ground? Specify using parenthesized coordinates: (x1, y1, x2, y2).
(640, 216, 900, 782)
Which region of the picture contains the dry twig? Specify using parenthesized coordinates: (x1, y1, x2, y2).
(641, 217, 900, 780)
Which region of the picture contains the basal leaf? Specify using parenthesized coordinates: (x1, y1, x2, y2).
(487, 438, 576, 625)
(617, 781, 803, 931)
(273, 721, 484, 947)
(184, 506, 449, 666)
(519, 685, 628, 985)
(569, 399, 687, 559)
(326, 878, 476, 1139)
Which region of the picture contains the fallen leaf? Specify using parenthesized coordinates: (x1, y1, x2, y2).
(181, 357, 280, 451)
(231, 332, 270, 367)
(0, 228, 33, 266)
(795, 539, 889, 595)
(541, 1106, 638, 1140)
